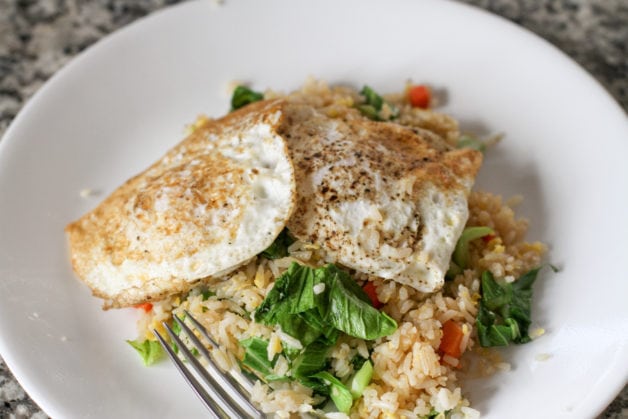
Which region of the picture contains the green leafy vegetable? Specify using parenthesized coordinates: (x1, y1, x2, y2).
(277, 313, 325, 347)
(247, 262, 396, 412)
(320, 266, 397, 339)
(254, 262, 325, 345)
(311, 372, 353, 414)
(230, 85, 264, 111)
(445, 262, 463, 281)
(447, 226, 493, 280)
(254, 263, 397, 344)
(298, 377, 331, 396)
(476, 268, 542, 347)
(361, 86, 384, 111)
(452, 226, 494, 270)
(240, 337, 276, 377)
(298, 309, 340, 345)
(349, 360, 373, 399)
(282, 345, 302, 361)
(292, 340, 331, 378)
(480, 271, 511, 310)
(350, 354, 367, 371)
(357, 85, 398, 121)
(265, 374, 292, 382)
(255, 262, 316, 323)
(426, 409, 450, 419)
(275, 308, 340, 348)
(261, 229, 295, 260)
(127, 339, 164, 366)
(457, 134, 486, 152)
(201, 289, 216, 300)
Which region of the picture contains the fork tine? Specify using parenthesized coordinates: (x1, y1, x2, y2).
(182, 310, 255, 394)
(182, 310, 220, 348)
(160, 323, 253, 419)
(152, 329, 227, 419)
(175, 313, 263, 418)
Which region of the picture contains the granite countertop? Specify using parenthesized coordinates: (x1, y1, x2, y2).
(0, 0, 626, 418)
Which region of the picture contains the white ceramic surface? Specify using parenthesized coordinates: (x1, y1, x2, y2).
(0, 0, 626, 418)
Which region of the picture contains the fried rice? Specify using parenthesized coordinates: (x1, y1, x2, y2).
(133, 79, 546, 418)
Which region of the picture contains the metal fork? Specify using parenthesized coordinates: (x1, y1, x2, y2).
(153, 310, 265, 419)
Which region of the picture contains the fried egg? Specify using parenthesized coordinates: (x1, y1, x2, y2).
(281, 102, 482, 293)
(66, 100, 296, 308)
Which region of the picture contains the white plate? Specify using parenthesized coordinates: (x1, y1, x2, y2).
(1, 0, 627, 418)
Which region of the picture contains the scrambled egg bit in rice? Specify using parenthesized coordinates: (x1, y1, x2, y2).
(67, 79, 547, 418)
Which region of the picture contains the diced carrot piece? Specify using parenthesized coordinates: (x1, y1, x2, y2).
(362, 282, 383, 309)
(439, 320, 464, 358)
(408, 85, 431, 108)
(134, 302, 153, 313)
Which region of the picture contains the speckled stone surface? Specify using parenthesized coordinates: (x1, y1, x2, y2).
(0, 0, 626, 418)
